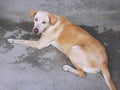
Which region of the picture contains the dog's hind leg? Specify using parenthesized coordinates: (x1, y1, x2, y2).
(63, 65, 85, 78)
(63, 45, 87, 78)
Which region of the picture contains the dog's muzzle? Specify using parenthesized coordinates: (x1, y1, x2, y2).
(33, 28, 39, 33)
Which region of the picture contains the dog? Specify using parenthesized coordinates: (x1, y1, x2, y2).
(8, 10, 116, 90)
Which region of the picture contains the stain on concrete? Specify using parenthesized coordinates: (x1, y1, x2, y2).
(0, 21, 120, 90)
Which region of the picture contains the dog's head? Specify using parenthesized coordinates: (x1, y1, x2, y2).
(29, 10, 57, 34)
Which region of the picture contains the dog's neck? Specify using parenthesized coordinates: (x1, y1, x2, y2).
(42, 16, 71, 36)
(42, 16, 60, 34)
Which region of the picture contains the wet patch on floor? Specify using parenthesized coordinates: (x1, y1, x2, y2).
(0, 21, 120, 90)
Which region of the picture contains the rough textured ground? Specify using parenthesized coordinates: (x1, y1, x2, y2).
(0, 20, 120, 90)
(0, 0, 120, 26)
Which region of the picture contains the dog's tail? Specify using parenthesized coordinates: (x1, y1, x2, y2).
(101, 64, 116, 90)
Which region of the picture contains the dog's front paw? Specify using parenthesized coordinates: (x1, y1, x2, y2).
(7, 38, 15, 43)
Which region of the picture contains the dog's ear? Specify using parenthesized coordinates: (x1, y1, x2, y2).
(29, 10, 37, 18)
(48, 14, 57, 25)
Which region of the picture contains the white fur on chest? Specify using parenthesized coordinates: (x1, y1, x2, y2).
(51, 41, 59, 49)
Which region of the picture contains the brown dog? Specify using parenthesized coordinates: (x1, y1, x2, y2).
(8, 10, 116, 90)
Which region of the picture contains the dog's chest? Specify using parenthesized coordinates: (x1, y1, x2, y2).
(51, 41, 59, 49)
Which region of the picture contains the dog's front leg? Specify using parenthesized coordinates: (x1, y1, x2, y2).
(8, 39, 40, 48)
(8, 36, 52, 49)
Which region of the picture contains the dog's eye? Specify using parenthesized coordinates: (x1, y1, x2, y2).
(35, 18, 38, 21)
(42, 21, 46, 24)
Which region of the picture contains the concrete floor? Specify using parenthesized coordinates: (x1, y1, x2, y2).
(0, 20, 120, 90)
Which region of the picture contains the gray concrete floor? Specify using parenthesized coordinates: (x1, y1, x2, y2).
(0, 20, 120, 90)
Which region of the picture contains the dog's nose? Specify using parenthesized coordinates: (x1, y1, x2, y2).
(33, 28, 38, 33)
